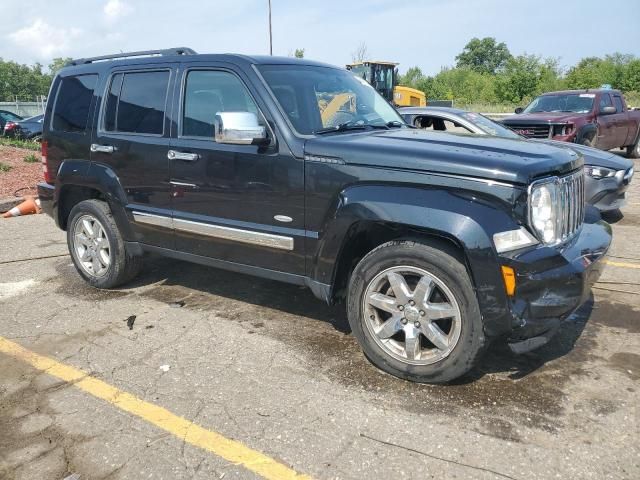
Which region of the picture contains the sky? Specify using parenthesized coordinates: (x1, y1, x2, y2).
(1, 0, 639, 75)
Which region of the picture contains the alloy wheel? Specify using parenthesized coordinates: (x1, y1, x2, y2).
(363, 266, 462, 365)
(73, 214, 112, 278)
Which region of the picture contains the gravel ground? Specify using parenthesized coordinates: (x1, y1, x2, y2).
(0, 146, 42, 198)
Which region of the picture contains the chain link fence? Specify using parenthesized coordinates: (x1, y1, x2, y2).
(0, 96, 46, 118)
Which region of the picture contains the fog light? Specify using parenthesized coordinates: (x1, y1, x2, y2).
(501, 266, 516, 296)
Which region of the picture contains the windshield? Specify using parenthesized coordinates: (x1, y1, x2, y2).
(523, 93, 595, 114)
(258, 65, 404, 135)
(460, 112, 521, 139)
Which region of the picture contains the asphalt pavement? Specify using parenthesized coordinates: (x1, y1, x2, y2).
(0, 166, 638, 480)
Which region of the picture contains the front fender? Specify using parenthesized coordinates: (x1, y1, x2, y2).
(313, 184, 520, 337)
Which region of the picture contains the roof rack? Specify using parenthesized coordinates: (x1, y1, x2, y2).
(67, 47, 197, 66)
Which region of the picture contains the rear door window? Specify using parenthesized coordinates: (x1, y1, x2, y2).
(52, 74, 98, 133)
(104, 70, 170, 135)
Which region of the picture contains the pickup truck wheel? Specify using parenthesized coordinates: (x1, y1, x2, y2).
(627, 135, 640, 158)
(581, 134, 597, 148)
(67, 199, 142, 289)
(347, 240, 485, 384)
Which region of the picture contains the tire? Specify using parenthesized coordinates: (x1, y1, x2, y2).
(347, 240, 486, 384)
(581, 132, 597, 148)
(627, 134, 640, 159)
(67, 199, 142, 288)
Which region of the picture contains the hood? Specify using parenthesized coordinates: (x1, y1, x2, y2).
(537, 139, 633, 170)
(502, 112, 582, 123)
(304, 129, 582, 185)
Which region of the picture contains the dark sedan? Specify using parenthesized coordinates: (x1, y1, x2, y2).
(399, 106, 635, 212)
(0, 110, 23, 135)
(3, 113, 44, 141)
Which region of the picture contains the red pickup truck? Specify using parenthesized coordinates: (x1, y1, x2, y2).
(502, 89, 640, 158)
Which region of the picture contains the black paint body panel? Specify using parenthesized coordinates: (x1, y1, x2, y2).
(40, 53, 612, 344)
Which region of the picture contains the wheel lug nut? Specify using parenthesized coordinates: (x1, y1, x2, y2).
(414, 321, 420, 328)
(370, 315, 375, 320)
(398, 305, 404, 311)
(409, 300, 415, 306)
(401, 318, 407, 325)
(419, 310, 425, 316)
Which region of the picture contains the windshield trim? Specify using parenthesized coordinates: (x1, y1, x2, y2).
(254, 63, 405, 138)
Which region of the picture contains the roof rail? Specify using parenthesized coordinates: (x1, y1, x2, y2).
(67, 47, 197, 66)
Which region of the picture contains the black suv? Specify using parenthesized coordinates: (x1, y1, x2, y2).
(38, 48, 612, 383)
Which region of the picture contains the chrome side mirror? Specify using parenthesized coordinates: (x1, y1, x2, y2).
(214, 112, 267, 145)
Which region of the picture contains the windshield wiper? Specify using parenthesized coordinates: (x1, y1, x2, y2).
(314, 122, 369, 135)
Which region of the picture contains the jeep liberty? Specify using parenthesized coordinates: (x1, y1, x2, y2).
(37, 48, 612, 383)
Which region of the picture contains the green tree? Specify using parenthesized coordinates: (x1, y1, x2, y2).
(455, 37, 512, 74)
(48, 57, 72, 75)
(398, 66, 424, 88)
(495, 54, 560, 104)
(622, 59, 640, 92)
(565, 53, 633, 90)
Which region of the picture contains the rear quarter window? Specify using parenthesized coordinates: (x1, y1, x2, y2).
(51, 74, 98, 133)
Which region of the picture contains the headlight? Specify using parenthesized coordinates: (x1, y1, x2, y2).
(493, 227, 538, 253)
(585, 165, 615, 179)
(530, 180, 557, 244)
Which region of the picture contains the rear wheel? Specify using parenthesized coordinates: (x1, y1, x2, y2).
(67, 199, 142, 289)
(347, 240, 486, 383)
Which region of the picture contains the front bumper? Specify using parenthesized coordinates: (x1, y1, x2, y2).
(585, 168, 633, 212)
(500, 218, 611, 352)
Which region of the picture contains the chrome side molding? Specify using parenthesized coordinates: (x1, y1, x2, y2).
(132, 211, 172, 229)
(131, 211, 294, 251)
(174, 218, 293, 251)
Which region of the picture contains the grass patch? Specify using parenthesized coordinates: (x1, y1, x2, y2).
(23, 153, 39, 163)
(0, 162, 12, 172)
(0, 137, 40, 151)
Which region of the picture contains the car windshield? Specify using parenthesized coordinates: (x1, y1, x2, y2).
(460, 112, 521, 139)
(523, 94, 595, 114)
(258, 64, 404, 135)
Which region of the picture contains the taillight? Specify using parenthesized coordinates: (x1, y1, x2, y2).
(41, 140, 52, 183)
(4, 121, 17, 131)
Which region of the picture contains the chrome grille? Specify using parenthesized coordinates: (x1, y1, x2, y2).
(557, 169, 585, 241)
(505, 123, 551, 139)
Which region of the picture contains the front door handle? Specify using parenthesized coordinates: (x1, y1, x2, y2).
(90, 144, 115, 154)
(168, 150, 199, 161)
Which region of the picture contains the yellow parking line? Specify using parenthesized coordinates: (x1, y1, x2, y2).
(604, 260, 640, 270)
(0, 336, 311, 480)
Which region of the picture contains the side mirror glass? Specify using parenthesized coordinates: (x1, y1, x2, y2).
(600, 106, 616, 115)
(514, 107, 523, 114)
(214, 112, 267, 145)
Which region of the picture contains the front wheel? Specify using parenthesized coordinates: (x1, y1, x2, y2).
(67, 199, 142, 289)
(347, 240, 486, 383)
(627, 134, 640, 159)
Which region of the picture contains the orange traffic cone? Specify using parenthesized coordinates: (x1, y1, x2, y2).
(2, 196, 41, 218)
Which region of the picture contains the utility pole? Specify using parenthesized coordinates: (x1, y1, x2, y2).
(268, 0, 273, 55)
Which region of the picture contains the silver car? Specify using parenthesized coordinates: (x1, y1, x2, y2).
(399, 106, 635, 212)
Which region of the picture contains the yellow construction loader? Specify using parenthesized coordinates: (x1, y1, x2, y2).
(319, 61, 426, 125)
(346, 61, 426, 107)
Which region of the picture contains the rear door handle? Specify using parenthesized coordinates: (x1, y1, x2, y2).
(168, 150, 199, 161)
(90, 144, 114, 154)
